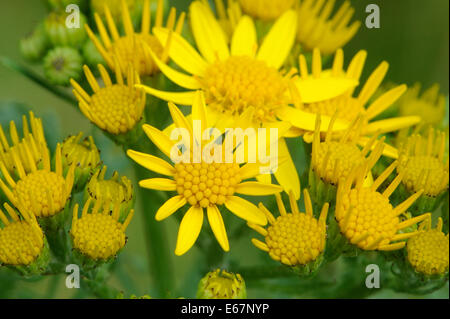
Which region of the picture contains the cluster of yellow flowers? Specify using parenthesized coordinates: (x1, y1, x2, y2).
(65, 0, 450, 279)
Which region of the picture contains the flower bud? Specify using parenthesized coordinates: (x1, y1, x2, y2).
(197, 269, 246, 299)
(43, 47, 83, 86)
(20, 24, 49, 62)
(44, 11, 87, 48)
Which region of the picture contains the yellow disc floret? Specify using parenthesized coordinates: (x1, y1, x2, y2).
(238, 0, 294, 21)
(71, 199, 134, 260)
(250, 190, 328, 266)
(174, 162, 241, 208)
(407, 218, 449, 276)
(201, 56, 289, 123)
(14, 171, 67, 218)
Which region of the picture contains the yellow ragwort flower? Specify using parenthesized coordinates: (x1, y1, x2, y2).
(86, 0, 185, 76)
(0, 203, 44, 266)
(0, 111, 47, 175)
(296, 0, 360, 55)
(407, 217, 449, 276)
(282, 48, 420, 159)
(335, 160, 430, 251)
(0, 143, 75, 218)
(127, 91, 283, 255)
(71, 198, 134, 260)
(197, 269, 247, 299)
(398, 83, 446, 128)
(71, 60, 146, 135)
(398, 128, 449, 197)
(136, 1, 347, 199)
(250, 190, 329, 266)
(311, 113, 385, 186)
(237, 0, 294, 21)
(61, 132, 101, 171)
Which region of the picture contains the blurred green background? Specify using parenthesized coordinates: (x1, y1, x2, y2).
(0, 0, 448, 298)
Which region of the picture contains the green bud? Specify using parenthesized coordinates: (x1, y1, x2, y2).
(43, 46, 83, 85)
(197, 269, 247, 299)
(20, 23, 49, 62)
(47, 0, 87, 11)
(44, 11, 87, 48)
(81, 37, 105, 69)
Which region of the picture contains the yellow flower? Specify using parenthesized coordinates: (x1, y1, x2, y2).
(86, 0, 185, 77)
(335, 160, 430, 251)
(0, 111, 47, 176)
(135, 1, 339, 199)
(311, 114, 384, 186)
(237, 0, 294, 21)
(0, 203, 44, 266)
(398, 128, 448, 197)
(127, 92, 283, 255)
(71, 198, 134, 260)
(70, 60, 146, 135)
(197, 269, 246, 299)
(296, 0, 360, 55)
(398, 83, 446, 128)
(282, 48, 420, 159)
(407, 217, 449, 276)
(0, 143, 75, 218)
(61, 132, 101, 171)
(250, 190, 329, 266)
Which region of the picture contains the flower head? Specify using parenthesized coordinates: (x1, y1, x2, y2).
(197, 269, 246, 299)
(86, 0, 185, 77)
(136, 1, 312, 198)
(282, 48, 420, 159)
(0, 203, 45, 266)
(250, 190, 328, 266)
(296, 0, 360, 55)
(335, 160, 430, 251)
(127, 92, 282, 255)
(71, 60, 146, 136)
(0, 111, 47, 176)
(238, 0, 294, 21)
(407, 217, 449, 276)
(398, 128, 448, 197)
(398, 83, 446, 129)
(0, 143, 75, 218)
(71, 198, 134, 260)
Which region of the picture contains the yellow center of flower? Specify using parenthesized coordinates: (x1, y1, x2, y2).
(313, 141, 364, 185)
(265, 212, 325, 265)
(111, 34, 163, 76)
(398, 156, 448, 196)
(90, 84, 143, 134)
(71, 213, 126, 260)
(340, 188, 398, 249)
(62, 137, 100, 169)
(301, 96, 365, 124)
(407, 230, 449, 275)
(0, 221, 43, 266)
(202, 56, 288, 123)
(174, 162, 241, 208)
(14, 171, 67, 218)
(88, 179, 129, 203)
(238, 0, 294, 20)
(201, 269, 245, 299)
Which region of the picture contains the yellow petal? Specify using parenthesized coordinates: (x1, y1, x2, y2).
(192, 90, 208, 130)
(142, 43, 202, 90)
(239, 162, 260, 180)
(168, 102, 192, 133)
(357, 136, 399, 159)
(294, 76, 358, 103)
(235, 181, 282, 196)
(277, 106, 349, 132)
(231, 15, 257, 57)
(136, 84, 197, 106)
(273, 138, 300, 199)
(207, 205, 229, 251)
(189, 1, 229, 63)
(364, 116, 421, 135)
(225, 196, 267, 225)
(127, 149, 175, 176)
(256, 10, 297, 69)
(153, 27, 208, 76)
(142, 124, 174, 157)
(139, 178, 176, 191)
(365, 84, 407, 120)
(155, 195, 187, 221)
(175, 206, 204, 255)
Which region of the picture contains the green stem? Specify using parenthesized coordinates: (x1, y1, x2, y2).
(236, 265, 298, 280)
